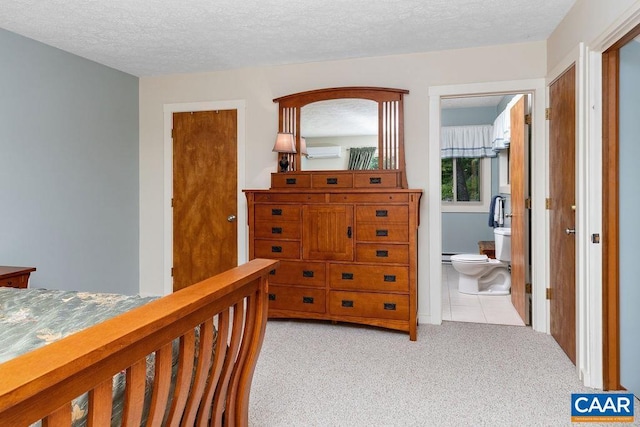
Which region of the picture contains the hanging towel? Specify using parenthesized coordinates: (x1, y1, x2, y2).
(491, 94, 525, 152)
(488, 195, 503, 228)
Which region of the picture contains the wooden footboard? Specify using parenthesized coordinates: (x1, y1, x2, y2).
(0, 258, 278, 427)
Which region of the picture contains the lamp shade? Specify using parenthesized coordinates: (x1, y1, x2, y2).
(272, 132, 296, 153)
(299, 137, 308, 156)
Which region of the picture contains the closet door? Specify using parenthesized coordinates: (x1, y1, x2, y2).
(303, 205, 354, 261)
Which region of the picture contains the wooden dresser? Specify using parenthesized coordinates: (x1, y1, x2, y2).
(0, 266, 36, 289)
(245, 170, 422, 340)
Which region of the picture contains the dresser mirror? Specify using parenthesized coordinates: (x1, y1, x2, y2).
(273, 87, 409, 188)
(300, 98, 377, 171)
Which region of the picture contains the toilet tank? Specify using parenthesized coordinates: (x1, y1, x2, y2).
(494, 227, 511, 262)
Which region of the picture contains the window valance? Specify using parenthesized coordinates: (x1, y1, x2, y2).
(440, 125, 496, 159)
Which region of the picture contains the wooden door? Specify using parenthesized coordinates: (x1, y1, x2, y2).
(303, 205, 354, 261)
(549, 65, 577, 364)
(173, 110, 238, 291)
(509, 96, 528, 324)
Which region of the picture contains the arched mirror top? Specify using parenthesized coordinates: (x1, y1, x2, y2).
(273, 87, 409, 188)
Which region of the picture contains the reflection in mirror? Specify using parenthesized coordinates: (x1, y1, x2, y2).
(300, 98, 378, 171)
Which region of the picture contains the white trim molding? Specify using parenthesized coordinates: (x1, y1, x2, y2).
(427, 79, 548, 334)
(162, 100, 247, 296)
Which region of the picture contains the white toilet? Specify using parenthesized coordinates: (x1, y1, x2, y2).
(450, 228, 512, 295)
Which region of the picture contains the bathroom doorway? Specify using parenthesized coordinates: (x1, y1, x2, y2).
(439, 93, 531, 326)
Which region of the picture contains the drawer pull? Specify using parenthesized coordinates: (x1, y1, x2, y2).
(347, 226, 352, 238)
(302, 296, 314, 304)
(341, 273, 354, 280)
(375, 210, 388, 217)
(341, 300, 354, 308)
(271, 246, 283, 253)
(376, 229, 389, 237)
(269, 269, 276, 275)
(285, 178, 297, 185)
(369, 177, 382, 184)
(383, 303, 397, 311)
(268, 293, 276, 301)
(376, 250, 389, 258)
(302, 270, 314, 278)
(326, 177, 338, 185)
(383, 275, 397, 282)
(271, 208, 283, 216)
(271, 227, 283, 234)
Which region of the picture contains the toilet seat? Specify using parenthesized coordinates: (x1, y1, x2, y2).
(451, 254, 489, 263)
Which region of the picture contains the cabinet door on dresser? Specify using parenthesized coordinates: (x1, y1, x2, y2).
(302, 204, 354, 261)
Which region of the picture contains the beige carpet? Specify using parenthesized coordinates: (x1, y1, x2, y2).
(250, 319, 639, 426)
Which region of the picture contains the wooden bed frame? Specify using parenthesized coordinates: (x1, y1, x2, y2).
(0, 258, 278, 426)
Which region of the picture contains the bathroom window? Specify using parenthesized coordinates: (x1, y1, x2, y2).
(442, 157, 491, 213)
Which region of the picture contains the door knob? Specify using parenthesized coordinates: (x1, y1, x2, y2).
(505, 213, 513, 218)
(227, 214, 237, 222)
(565, 228, 576, 235)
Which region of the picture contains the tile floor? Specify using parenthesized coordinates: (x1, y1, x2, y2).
(441, 263, 525, 326)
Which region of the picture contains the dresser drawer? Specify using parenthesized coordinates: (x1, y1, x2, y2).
(254, 193, 326, 203)
(356, 223, 409, 242)
(0, 275, 28, 288)
(255, 220, 301, 239)
(255, 205, 301, 222)
(254, 240, 301, 259)
(356, 244, 409, 264)
(271, 173, 311, 188)
(329, 291, 408, 320)
(329, 193, 409, 203)
(270, 261, 326, 287)
(268, 285, 326, 314)
(353, 172, 400, 188)
(329, 264, 408, 292)
(311, 173, 353, 188)
(356, 205, 408, 223)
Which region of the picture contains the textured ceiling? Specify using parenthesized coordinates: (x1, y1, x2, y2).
(0, 0, 575, 77)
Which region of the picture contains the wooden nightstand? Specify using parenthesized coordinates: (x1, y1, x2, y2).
(0, 266, 36, 289)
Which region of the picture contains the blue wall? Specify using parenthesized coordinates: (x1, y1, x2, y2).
(618, 39, 640, 397)
(0, 29, 140, 294)
(441, 106, 499, 254)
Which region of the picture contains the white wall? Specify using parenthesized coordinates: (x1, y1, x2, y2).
(139, 41, 547, 321)
(547, 0, 640, 71)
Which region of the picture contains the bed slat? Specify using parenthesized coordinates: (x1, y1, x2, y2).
(42, 403, 70, 426)
(147, 343, 173, 426)
(122, 358, 147, 426)
(198, 309, 230, 427)
(182, 318, 215, 425)
(212, 302, 245, 425)
(88, 379, 113, 426)
(166, 330, 196, 426)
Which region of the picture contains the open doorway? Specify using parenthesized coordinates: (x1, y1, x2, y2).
(439, 94, 531, 326)
(426, 79, 547, 334)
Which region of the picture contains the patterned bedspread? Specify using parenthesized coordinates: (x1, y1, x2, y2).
(0, 287, 157, 364)
(0, 287, 158, 425)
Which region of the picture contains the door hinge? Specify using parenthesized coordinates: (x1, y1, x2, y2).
(545, 198, 552, 210)
(546, 288, 552, 300)
(545, 108, 551, 120)
(171, 267, 174, 277)
(525, 283, 532, 294)
(525, 198, 532, 209)
(171, 198, 174, 208)
(525, 114, 532, 125)
(171, 128, 174, 138)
